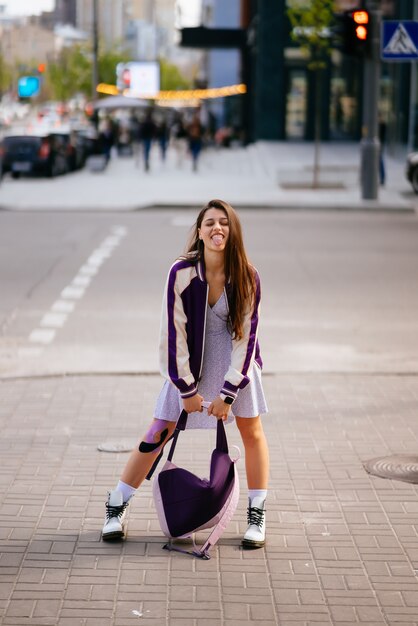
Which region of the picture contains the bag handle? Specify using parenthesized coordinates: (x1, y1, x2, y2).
(146, 405, 230, 479)
(146, 410, 188, 480)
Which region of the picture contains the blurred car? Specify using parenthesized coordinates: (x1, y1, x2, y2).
(0, 132, 70, 178)
(406, 152, 418, 193)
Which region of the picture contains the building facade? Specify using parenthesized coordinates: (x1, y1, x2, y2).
(211, 0, 412, 145)
(76, 0, 131, 50)
(0, 17, 56, 67)
(54, 0, 77, 26)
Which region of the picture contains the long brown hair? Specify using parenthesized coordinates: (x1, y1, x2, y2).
(186, 199, 256, 340)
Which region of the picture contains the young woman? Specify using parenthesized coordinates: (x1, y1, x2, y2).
(102, 199, 269, 548)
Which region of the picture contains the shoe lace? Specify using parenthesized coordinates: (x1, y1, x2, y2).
(105, 500, 129, 521)
(247, 505, 265, 528)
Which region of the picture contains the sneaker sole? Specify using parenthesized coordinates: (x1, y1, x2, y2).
(242, 538, 265, 549)
(102, 530, 125, 541)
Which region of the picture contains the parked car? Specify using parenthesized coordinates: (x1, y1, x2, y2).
(406, 152, 418, 193)
(0, 132, 70, 178)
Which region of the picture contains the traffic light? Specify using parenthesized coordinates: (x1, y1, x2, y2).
(333, 9, 370, 57)
(37, 63, 46, 74)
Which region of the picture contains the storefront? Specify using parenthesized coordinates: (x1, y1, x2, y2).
(247, 0, 411, 144)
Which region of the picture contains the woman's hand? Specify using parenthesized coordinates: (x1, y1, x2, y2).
(208, 396, 231, 421)
(182, 393, 204, 414)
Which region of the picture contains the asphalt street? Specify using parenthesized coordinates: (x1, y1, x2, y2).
(1, 209, 418, 379)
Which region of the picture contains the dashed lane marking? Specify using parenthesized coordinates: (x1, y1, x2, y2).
(27, 225, 128, 348)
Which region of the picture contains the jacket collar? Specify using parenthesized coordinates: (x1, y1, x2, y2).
(196, 257, 231, 286)
(197, 257, 206, 282)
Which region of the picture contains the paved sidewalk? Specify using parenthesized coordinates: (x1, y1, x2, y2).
(0, 141, 415, 212)
(2, 373, 418, 625)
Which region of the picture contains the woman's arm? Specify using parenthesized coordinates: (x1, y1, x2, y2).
(220, 269, 261, 401)
(159, 263, 198, 399)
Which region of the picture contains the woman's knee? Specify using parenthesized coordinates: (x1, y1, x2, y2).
(139, 419, 176, 454)
(235, 416, 264, 444)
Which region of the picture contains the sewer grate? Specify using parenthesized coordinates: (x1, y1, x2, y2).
(97, 441, 134, 453)
(364, 455, 418, 484)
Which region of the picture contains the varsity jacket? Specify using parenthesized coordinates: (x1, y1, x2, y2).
(159, 256, 262, 401)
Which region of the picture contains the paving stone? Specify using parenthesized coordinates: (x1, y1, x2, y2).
(3, 375, 418, 624)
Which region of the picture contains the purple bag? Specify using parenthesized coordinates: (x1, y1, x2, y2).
(152, 410, 240, 559)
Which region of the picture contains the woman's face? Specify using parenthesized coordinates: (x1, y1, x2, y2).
(198, 208, 229, 253)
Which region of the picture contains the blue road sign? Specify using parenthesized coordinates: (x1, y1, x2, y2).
(18, 76, 40, 98)
(381, 21, 418, 60)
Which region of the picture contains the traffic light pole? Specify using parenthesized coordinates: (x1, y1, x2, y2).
(360, 0, 381, 200)
(92, 0, 99, 100)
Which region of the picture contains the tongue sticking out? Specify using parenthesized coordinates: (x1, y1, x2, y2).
(212, 235, 223, 246)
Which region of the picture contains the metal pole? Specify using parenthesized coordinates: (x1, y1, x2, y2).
(92, 0, 99, 99)
(407, 0, 418, 154)
(360, 0, 381, 200)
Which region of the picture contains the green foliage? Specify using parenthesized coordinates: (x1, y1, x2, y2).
(287, 0, 336, 70)
(46, 45, 91, 100)
(159, 58, 191, 91)
(46, 44, 130, 100)
(46, 42, 190, 100)
(0, 53, 12, 95)
(98, 48, 130, 86)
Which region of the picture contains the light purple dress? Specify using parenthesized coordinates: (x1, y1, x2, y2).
(154, 292, 268, 429)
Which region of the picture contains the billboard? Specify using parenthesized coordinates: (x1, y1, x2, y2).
(116, 61, 160, 97)
(18, 76, 41, 98)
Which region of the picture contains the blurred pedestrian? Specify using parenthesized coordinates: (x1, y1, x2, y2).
(101, 199, 269, 549)
(139, 111, 156, 172)
(187, 114, 203, 172)
(99, 118, 115, 163)
(379, 116, 387, 186)
(171, 115, 188, 168)
(156, 119, 169, 162)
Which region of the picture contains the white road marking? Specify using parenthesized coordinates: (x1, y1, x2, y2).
(112, 226, 128, 236)
(40, 312, 68, 328)
(61, 286, 85, 299)
(79, 264, 99, 276)
(87, 255, 106, 266)
(101, 235, 122, 247)
(51, 300, 76, 313)
(72, 275, 92, 287)
(29, 328, 56, 344)
(26, 225, 127, 353)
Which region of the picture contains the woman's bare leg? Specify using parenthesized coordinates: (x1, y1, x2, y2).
(235, 416, 269, 489)
(121, 419, 178, 488)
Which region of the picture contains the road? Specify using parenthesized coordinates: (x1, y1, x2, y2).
(1, 208, 418, 379)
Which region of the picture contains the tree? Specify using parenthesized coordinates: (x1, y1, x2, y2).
(47, 45, 91, 101)
(0, 52, 12, 96)
(287, 0, 336, 188)
(159, 58, 191, 91)
(47, 44, 131, 101)
(98, 47, 130, 86)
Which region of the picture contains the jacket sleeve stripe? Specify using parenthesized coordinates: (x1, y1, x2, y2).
(241, 277, 260, 376)
(167, 268, 179, 382)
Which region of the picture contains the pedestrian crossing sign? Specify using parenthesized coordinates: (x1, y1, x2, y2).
(381, 21, 418, 60)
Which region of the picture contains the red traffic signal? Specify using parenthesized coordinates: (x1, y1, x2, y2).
(353, 10, 369, 41)
(333, 9, 370, 57)
(37, 63, 46, 74)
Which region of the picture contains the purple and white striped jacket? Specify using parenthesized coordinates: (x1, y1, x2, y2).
(159, 256, 262, 401)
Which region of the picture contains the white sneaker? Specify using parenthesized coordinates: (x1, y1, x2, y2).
(102, 489, 130, 541)
(242, 495, 266, 548)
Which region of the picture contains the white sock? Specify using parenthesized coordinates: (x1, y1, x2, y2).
(248, 489, 267, 503)
(117, 480, 137, 503)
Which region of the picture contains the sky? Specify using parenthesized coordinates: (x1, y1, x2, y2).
(0, 0, 54, 15)
(0, 0, 201, 23)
